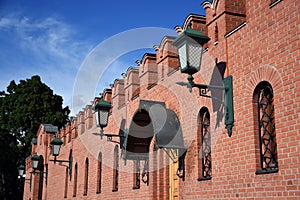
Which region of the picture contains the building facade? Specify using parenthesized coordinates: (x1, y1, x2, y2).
(23, 0, 300, 199)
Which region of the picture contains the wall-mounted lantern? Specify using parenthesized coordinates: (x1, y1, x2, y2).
(172, 26, 234, 137)
(17, 164, 32, 190)
(49, 137, 73, 179)
(30, 155, 48, 178)
(94, 99, 126, 142)
(50, 137, 63, 157)
(173, 26, 210, 75)
(18, 164, 26, 177)
(31, 154, 40, 170)
(17, 154, 48, 190)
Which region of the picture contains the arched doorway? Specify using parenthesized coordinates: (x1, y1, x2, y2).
(125, 108, 154, 160)
(123, 100, 185, 199)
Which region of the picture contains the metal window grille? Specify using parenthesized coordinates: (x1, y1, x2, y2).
(73, 163, 77, 197)
(97, 153, 102, 193)
(258, 85, 278, 171)
(84, 158, 89, 195)
(64, 168, 68, 198)
(201, 109, 212, 178)
(113, 146, 119, 191)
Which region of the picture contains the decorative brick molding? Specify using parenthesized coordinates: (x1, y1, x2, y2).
(245, 65, 283, 95)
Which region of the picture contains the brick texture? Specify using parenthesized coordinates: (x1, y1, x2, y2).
(23, 0, 300, 199)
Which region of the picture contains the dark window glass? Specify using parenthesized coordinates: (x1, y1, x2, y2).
(198, 107, 212, 181)
(73, 163, 77, 197)
(254, 82, 278, 174)
(113, 146, 119, 192)
(84, 158, 89, 195)
(97, 153, 102, 194)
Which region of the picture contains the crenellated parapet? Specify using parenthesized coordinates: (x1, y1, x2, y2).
(183, 14, 207, 34)
(84, 104, 93, 130)
(71, 116, 78, 138)
(124, 67, 140, 102)
(77, 110, 85, 135)
(112, 79, 125, 109)
(138, 53, 158, 93)
(154, 36, 180, 80)
(102, 88, 112, 103)
(201, 0, 246, 44)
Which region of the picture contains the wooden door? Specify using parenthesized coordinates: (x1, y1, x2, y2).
(169, 151, 179, 200)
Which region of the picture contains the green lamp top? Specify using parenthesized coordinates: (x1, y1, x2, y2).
(95, 99, 112, 110)
(18, 164, 25, 170)
(31, 154, 40, 161)
(172, 27, 210, 47)
(50, 137, 63, 145)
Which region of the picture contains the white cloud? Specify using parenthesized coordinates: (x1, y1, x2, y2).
(0, 14, 92, 70)
(0, 14, 93, 114)
(72, 27, 175, 115)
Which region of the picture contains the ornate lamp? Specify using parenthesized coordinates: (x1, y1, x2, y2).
(50, 137, 63, 157)
(31, 154, 40, 170)
(95, 99, 112, 129)
(30, 154, 47, 184)
(173, 26, 234, 137)
(172, 26, 210, 75)
(17, 164, 32, 189)
(94, 99, 126, 141)
(17, 164, 25, 177)
(49, 137, 72, 179)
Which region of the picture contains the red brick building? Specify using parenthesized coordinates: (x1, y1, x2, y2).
(23, 0, 300, 199)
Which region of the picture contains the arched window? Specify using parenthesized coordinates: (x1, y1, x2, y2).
(64, 167, 68, 198)
(214, 23, 219, 44)
(254, 81, 278, 174)
(73, 163, 77, 197)
(69, 150, 72, 181)
(39, 134, 42, 145)
(35, 155, 44, 200)
(198, 107, 212, 181)
(96, 153, 102, 194)
(112, 145, 119, 192)
(84, 158, 89, 195)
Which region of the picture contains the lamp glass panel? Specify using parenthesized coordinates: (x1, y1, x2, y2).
(52, 144, 61, 156)
(187, 40, 203, 72)
(18, 168, 24, 176)
(95, 110, 100, 127)
(178, 43, 187, 71)
(32, 160, 39, 169)
(99, 110, 109, 127)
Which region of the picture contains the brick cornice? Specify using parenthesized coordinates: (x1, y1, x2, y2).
(207, 11, 246, 26)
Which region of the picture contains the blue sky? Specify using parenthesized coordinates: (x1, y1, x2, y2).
(0, 0, 206, 115)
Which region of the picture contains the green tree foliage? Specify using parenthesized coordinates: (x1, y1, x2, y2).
(0, 75, 70, 199)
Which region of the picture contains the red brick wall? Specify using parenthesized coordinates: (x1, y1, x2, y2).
(24, 0, 300, 199)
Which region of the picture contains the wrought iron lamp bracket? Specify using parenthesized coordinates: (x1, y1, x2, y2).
(30, 171, 47, 175)
(50, 155, 73, 179)
(30, 169, 48, 187)
(98, 128, 127, 145)
(19, 173, 33, 191)
(18, 174, 32, 183)
(177, 74, 234, 137)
